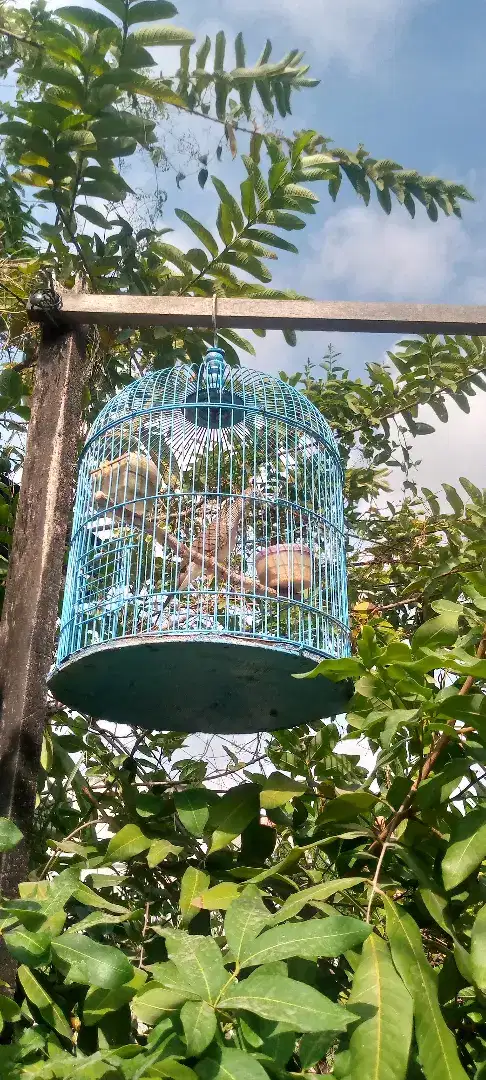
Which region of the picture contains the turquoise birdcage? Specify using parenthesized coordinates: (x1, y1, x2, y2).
(49, 350, 350, 734)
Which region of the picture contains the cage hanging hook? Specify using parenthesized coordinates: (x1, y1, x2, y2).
(212, 293, 218, 347)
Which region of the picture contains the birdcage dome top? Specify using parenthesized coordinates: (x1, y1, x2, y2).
(88, 362, 340, 461)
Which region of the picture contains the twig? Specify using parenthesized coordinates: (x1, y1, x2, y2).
(103, 498, 280, 600)
(336, 360, 486, 437)
(368, 595, 422, 615)
(139, 901, 151, 968)
(0, 281, 26, 307)
(366, 842, 388, 922)
(56, 206, 96, 289)
(0, 25, 297, 147)
(41, 817, 99, 877)
(0, 25, 43, 50)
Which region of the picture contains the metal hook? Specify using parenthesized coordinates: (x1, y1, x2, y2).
(212, 293, 218, 347)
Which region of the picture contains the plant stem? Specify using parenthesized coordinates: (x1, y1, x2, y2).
(366, 842, 388, 922)
(41, 817, 99, 877)
(371, 624, 486, 851)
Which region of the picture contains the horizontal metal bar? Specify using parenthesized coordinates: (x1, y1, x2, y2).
(38, 294, 486, 334)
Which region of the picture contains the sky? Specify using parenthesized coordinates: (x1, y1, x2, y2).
(7, 0, 486, 495)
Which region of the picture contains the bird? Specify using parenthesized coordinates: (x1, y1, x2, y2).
(177, 484, 253, 594)
(91, 451, 161, 519)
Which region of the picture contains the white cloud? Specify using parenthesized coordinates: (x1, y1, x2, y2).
(414, 395, 486, 493)
(216, 0, 432, 68)
(309, 205, 470, 300)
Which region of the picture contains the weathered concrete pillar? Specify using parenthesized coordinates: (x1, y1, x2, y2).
(0, 311, 87, 984)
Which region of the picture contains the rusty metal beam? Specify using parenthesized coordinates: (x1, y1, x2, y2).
(30, 294, 486, 334)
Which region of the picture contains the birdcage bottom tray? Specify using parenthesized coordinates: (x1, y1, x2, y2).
(48, 634, 352, 735)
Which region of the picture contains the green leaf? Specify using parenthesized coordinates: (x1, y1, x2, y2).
(259, 210, 306, 231)
(76, 206, 113, 230)
(130, 26, 196, 45)
(181, 1000, 217, 1056)
(217, 328, 255, 355)
(318, 792, 377, 824)
(127, 1, 178, 24)
(460, 476, 483, 503)
(0, 996, 21, 1025)
(214, 29, 226, 70)
(434, 691, 486, 725)
(442, 809, 486, 891)
(164, 930, 227, 1003)
(208, 784, 260, 853)
(225, 250, 272, 283)
(471, 903, 486, 992)
(83, 973, 146, 1026)
(191, 883, 241, 911)
(51, 933, 134, 988)
(82, 165, 132, 193)
(58, 130, 96, 153)
(157, 242, 199, 275)
(147, 839, 182, 868)
(415, 760, 473, 812)
(66, 909, 137, 934)
(238, 916, 372, 969)
(283, 183, 319, 203)
(25, 866, 80, 916)
(18, 966, 72, 1039)
(347, 934, 413, 1080)
(0, 899, 43, 931)
(241, 178, 256, 220)
(156, 1062, 199, 1080)
(73, 881, 129, 914)
(149, 963, 199, 993)
(78, 180, 130, 202)
(37, 64, 86, 101)
(180, 867, 210, 927)
(462, 581, 486, 613)
(4, 929, 51, 968)
(426, 648, 486, 679)
(216, 203, 234, 246)
(385, 899, 468, 1080)
(220, 967, 354, 1033)
(422, 487, 441, 516)
(244, 229, 298, 254)
(57, 5, 118, 32)
(132, 985, 190, 1025)
(0, 819, 22, 852)
(106, 824, 152, 861)
(297, 656, 362, 681)
(299, 1032, 335, 1070)
(269, 877, 366, 926)
(259, 772, 307, 809)
(220, 889, 270, 967)
(94, 0, 126, 17)
(196, 1048, 269, 1080)
(174, 788, 215, 836)
(412, 610, 461, 652)
(224, 887, 271, 964)
(443, 484, 464, 516)
(212, 176, 245, 231)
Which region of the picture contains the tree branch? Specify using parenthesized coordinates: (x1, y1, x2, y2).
(371, 625, 486, 851)
(0, 25, 43, 50)
(335, 359, 486, 437)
